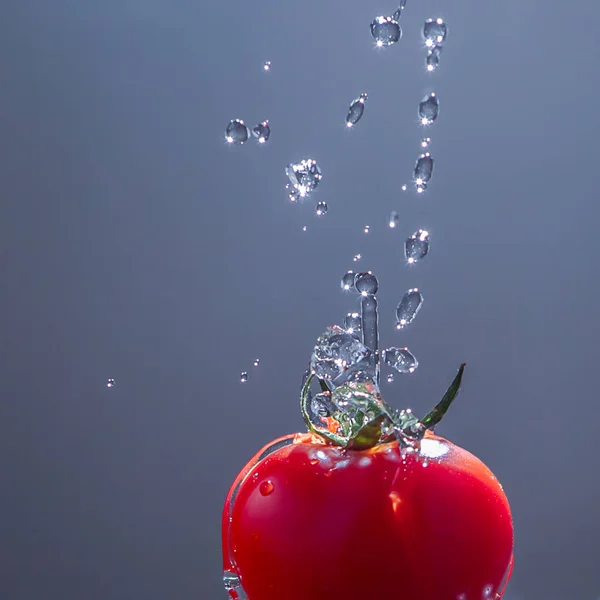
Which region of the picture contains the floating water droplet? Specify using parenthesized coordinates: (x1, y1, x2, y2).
(353, 254, 362, 262)
(389, 212, 399, 228)
(286, 184, 300, 203)
(418, 93, 439, 125)
(106, 378, 115, 388)
(405, 229, 430, 263)
(253, 359, 260, 367)
(355, 272, 379, 296)
(401, 184, 408, 191)
(302, 225, 307, 232)
(310, 326, 371, 382)
(416, 182, 428, 194)
(252, 120, 270, 143)
(315, 201, 328, 216)
(341, 271, 355, 291)
(259, 481, 274, 496)
(240, 372, 248, 383)
(387, 373, 395, 383)
(223, 570, 248, 600)
(421, 137, 431, 148)
(346, 93, 367, 127)
(286, 158, 322, 198)
(370, 16, 402, 47)
(364, 225, 370, 234)
(263, 60, 271, 71)
(414, 153, 434, 185)
(225, 119, 250, 144)
(344, 312, 362, 336)
(426, 46, 442, 71)
(396, 289, 424, 329)
(383, 347, 418, 373)
(392, 0, 407, 21)
(424, 18, 447, 48)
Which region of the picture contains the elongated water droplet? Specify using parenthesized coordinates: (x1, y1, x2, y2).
(414, 153, 434, 184)
(426, 46, 442, 71)
(315, 201, 328, 216)
(341, 271, 355, 291)
(424, 18, 447, 48)
(361, 293, 379, 383)
(344, 312, 362, 336)
(396, 289, 423, 329)
(252, 121, 270, 143)
(225, 119, 250, 144)
(405, 229, 430, 263)
(106, 378, 115, 388)
(419, 93, 439, 125)
(263, 60, 271, 71)
(389, 212, 399, 228)
(392, 0, 407, 21)
(370, 16, 402, 47)
(240, 371, 248, 383)
(355, 272, 378, 296)
(384, 347, 418, 373)
(346, 93, 367, 127)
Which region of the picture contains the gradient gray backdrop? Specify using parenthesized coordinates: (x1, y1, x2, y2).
(0, 1, 598, 599)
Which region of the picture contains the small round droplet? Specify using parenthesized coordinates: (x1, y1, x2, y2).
(353, 254, 362, 262)
(387, 373, 395, 383)
(405, 229, 430, 264)
(421, 137, 431, 148)
(418, 93, 439, 125)
(401, 184, 408, 191)
(302, 225, 307, 232)
(344, 312, 362, 335)
(383, 347, 418, 373)
(370, 16, 402, 47)
(396, 289, 424, 329)
(364, 225, 370, 234)
(263, 60, 271, 71)
(341, 271, 355, 291)
(414, 153, 434, 185)
(253, 359, 260, 367)
(225, 119, 250, 144)
(426, 46, 442, 71)
(315, 201, 328, 216)
(389, 212, 399, 228)
(240, 371, 249, 383)
(106, 378, 115, 388)
(346, 94, 367, 127)
(252, 121, 270, 144)
(355, 272, 379, 296)
(259, 480, 274, 496)
(423, 18, 447, 48)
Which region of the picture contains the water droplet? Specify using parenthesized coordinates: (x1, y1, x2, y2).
(253, 359, 260, 367)
(422, 459, 429, 467)
(355, 272, 379, 296)
(387, 373, 395, 383)
(396, 289, 424, 329)
(240, 372, 248, 383)
(106, 378, 115, 388)
(315, 201, 328, 216)
(286, 184, 300, 203)
(344, 312, 362, 336)
(389, 212, 399, 228)
(364, 225, 370, 234)
(383, 347, 418, 373)
(302, 225, 308, 232)
(346, 93, 367, 127)
(263, 60, 271, 71)
(418, 93, 439, 125)
(225, 119, 250, 144)
(353, 254, 362, 262)
(405, 229, 430, 263)
(391, 0, 407, 21)
(426, 46, 442, 71)
(251, 120, 270, 143)
(223, 570, 248, 600)
(423, 18, 447, 48)
(421, 137, 431, 148)
(259, 481, 274, 496)
(341, 271, 355, 291)
(370, 16, 402, 47)
(401, 184, 408, 191)
(414, 153, 434, 185)
(286, 158, 322, 198)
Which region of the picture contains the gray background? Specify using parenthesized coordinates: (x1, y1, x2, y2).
(0, 1, 598, 599)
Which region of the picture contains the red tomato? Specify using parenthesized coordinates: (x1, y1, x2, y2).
(222, 431, 513, 600)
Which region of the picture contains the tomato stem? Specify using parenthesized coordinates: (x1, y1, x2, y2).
(420, 363, 466, 431)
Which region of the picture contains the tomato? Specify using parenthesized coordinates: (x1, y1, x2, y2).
(222, 431, 513, 600)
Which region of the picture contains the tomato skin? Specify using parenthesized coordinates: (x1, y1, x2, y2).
(222, 432, 514, 600)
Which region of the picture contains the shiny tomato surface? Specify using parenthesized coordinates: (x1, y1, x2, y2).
(223, 432, 514, 600)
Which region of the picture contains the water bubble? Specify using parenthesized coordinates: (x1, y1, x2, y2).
(286, 158, 322, 198)
(414, 153, 434, 185)
(253, 359, 260, 367)
(240, 372, 248, 383)
(424, 18, 447, 48)
(405, 229, 430, 263)
(252, 120, 270, 143)
(419, 93, 439, 125)
(426, 46, 442, 71)
(421, 137, 431, 148)
(389, 212, 399, 228)
(259, 481, 274, 496)
(387, 373, 395, 383)
(396, 289, 424, 329)
(392, 0, 407, 21)
(263, 60, 271, 71)
(223, 570, 248, 600)
(225, 119, 250, 144)
(346, 93, 367, 127)
(353, 254, 362, 262)
(341, 271, 355, 291)
(383, 347, 418, 373)
(311, 326, 371, 381)
(355, 272, 379, 296)
(106, 378, 115, 388)
(370, 16, 402, 47)
(315, 201, 328, 216)
(344, 312, 362, 336)
(364, 225, 370, 234)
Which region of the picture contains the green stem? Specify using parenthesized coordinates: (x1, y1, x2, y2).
(420, 362, 466, 430)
